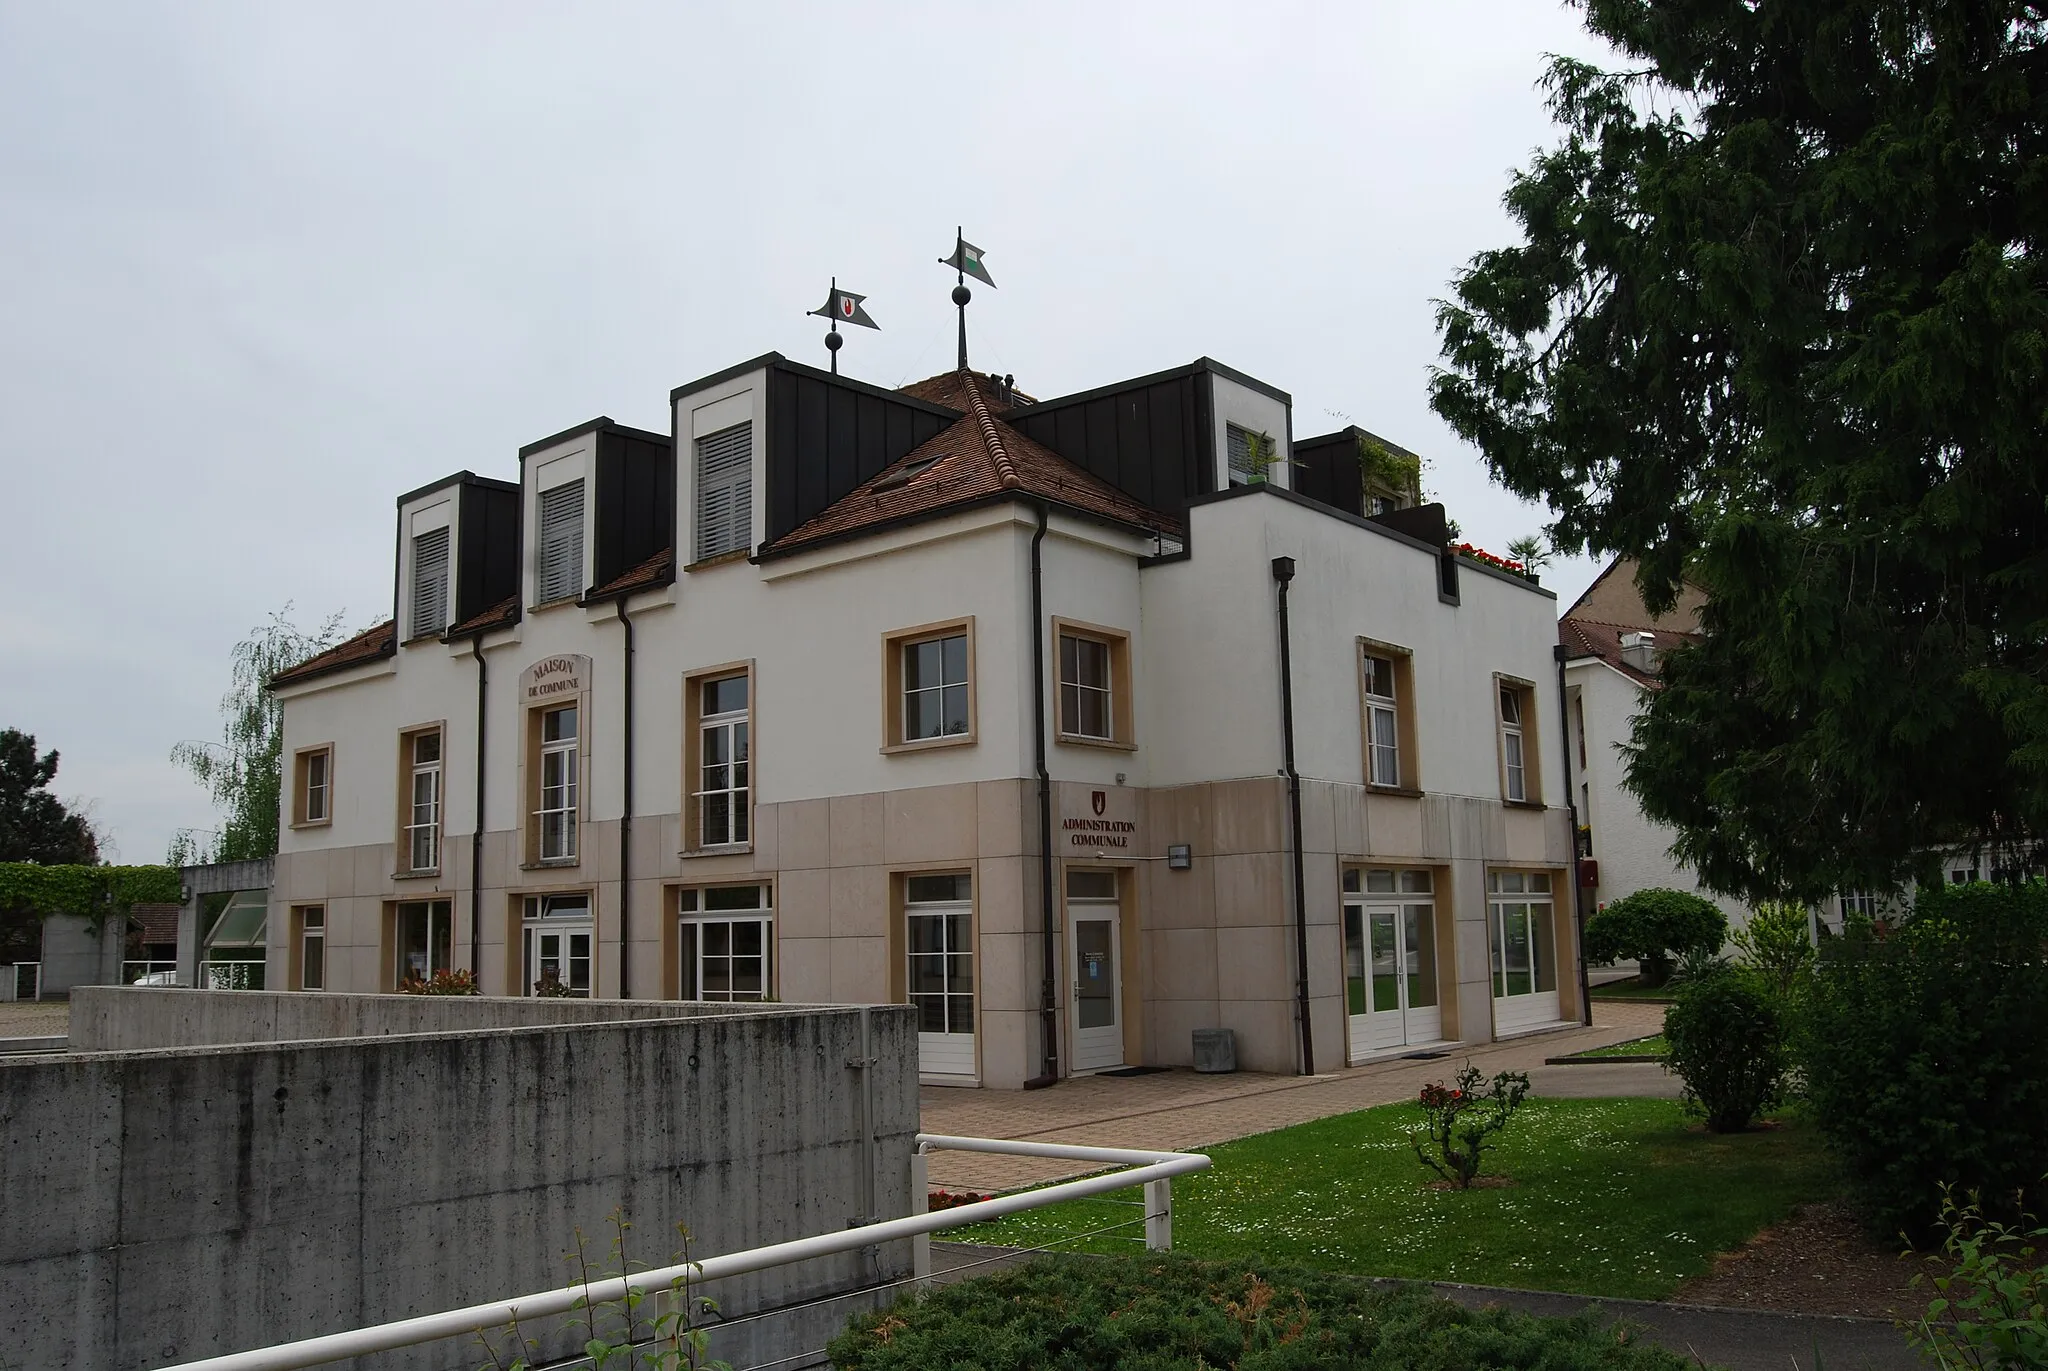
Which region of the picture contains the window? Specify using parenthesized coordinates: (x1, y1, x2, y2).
(883, 619, 976, 750)
(695, 421, 753, 562)
(1840, 890, 1880, 919)
(906, 873, 974, 1074)
(1364, 653, 1400, 787)
(678, 885, 773, 1002)
(298, 906, 325, 991)
(538, 704, 579, 862)
(1497, 680, 1539, 804)
(521, 893, 593, 996)
(536, 478, 585, 604)
(690, 671, 750, 849)
(1054, 621, 1134, 746)
(1486, 871, 1558, 1020)
(410, 526, 450, 639)
(402, 729, 442, 872)
(1226, 423, 1275, 486)
(293, 746, 332, 826)
(394, 899, 454, 986)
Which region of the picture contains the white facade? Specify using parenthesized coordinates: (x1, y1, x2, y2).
(271, 355, 1578, 1086)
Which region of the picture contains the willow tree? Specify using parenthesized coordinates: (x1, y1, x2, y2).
(1431, 3, 2048, 901)
(170, 607, 345, 865)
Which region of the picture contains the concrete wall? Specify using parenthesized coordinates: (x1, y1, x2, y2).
(1, 993, 918, 1371)
(35, 913, 122, 997)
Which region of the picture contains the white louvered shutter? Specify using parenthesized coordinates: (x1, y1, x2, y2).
(410, 527, 450, 637)
(537, 480, 585, 603)
(695, 423, 753, 560)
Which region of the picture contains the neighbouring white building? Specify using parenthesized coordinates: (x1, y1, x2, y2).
(268, 345, 1579, 1087)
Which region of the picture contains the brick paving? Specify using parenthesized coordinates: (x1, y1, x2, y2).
(921, 1000, 1670, 1191)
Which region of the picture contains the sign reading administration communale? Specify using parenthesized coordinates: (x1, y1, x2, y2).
(1058, 786, 1140, 850)
(520, 654, 590, 703)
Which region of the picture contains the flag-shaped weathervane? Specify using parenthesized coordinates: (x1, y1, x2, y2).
(940, 228, 993, 370)
(808, 277, 877, 374)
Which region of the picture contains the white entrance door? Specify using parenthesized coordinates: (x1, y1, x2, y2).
(1343, 870, 1443, 1061)
(525, 922, 593, 997)
(1066, 872, 1124, 1073)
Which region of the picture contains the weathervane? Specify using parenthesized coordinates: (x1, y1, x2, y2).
(808, 278, 878, 374)
(938, 229, 995, 371)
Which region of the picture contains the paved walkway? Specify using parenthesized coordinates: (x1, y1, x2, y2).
(0, 1001, 68, 1039)
(921, 1000, 1670, 1190)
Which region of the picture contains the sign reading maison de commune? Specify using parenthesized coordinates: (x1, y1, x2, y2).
(520, 655, 590, 703)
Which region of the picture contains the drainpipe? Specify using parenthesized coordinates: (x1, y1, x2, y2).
(470, 645, 487, 978)
(1024, 501, 1060, 1089)
(1270, 556, 1315, 1076)
(617, 597, 636, 999)
(1553, 643, 1592, 1026)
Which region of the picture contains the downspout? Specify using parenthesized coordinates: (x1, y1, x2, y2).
(1270, 556, 1315, 1076)
(470, 644, 487, 978)
(617, 596, 636, 999)
(1024, 500, 1060, 1089)
(1553, 644, 1592, 1026)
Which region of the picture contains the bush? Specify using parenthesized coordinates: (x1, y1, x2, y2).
(1585, 888, 1729, 987)
(829, 1254, 1693, 1370)
(1663, 968, 1787, 1132)
(1905, 1186, 2048, 1369)
(398, 968, 479, 995)
(1410, 1063, 1530, 1188)
(1798, 880, 2048, 1244)
(1728, 901, 1816, 1000)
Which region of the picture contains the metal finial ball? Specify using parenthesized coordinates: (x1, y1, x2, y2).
(825, 329, 843, 351)
(952, 284, 972, 307)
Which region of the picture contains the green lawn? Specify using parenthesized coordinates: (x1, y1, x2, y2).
(1589, 977, 1679, 1001)
(1568, 1033, 1670, 1059)
(950, 1098, 1836, 1301)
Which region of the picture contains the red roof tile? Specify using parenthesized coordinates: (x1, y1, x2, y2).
(1559, 616, 1699, 687)
(767, 370, 1175, 555)
(896, 370, 1037, 413)
(130, 903, 180, 945)
(447, 595, 519, 638)
(269, 620, 397, 688)
(587, 549, 673, 600)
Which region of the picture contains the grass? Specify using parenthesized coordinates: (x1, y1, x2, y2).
(1567, 1033, 1670, 1059)
(951, 1097, 1836, 1302)
(1589, 977, 1679, 1001)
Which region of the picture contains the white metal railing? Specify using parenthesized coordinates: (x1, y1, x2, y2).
(161, 1134, 1209, 1371)
(122, 960, 179, 985)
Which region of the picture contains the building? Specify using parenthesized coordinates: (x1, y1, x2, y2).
(268, 344, 1579, 1086)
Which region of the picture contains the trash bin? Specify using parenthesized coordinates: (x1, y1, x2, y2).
(1192, 1028, 1236, 1073)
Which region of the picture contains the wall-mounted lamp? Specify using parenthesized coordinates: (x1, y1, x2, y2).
(1166, 844, 1192, 871)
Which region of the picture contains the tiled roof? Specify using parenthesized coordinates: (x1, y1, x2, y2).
(767, 370, 1176, 555)
(1559, 616, 1699, 688)
(447, 595, 519, 638)
(270, 620, 397, 688)
(130, 903, 180, 945)
(588, 548, 674, 600)
(896, 370, 1036, 413)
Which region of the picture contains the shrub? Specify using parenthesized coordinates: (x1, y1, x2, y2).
(1905, 1186, 2048, 1369)
(1663, 968, 1786, 1132)
(828, 1253, 1694, 1370)
(1798, 880, 2048, 1244)
(1410, 1063, 1530, 1188)
(399, 968, 479, 995)
(1584, 888, 1728, 987)
(1728, 900, 1816, 1000)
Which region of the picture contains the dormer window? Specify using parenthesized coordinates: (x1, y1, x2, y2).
(410, 527, 449, 638)
(1227, 423, 1276, 486)
(536, 479, 585, 604)
(695, 422, 753, 561)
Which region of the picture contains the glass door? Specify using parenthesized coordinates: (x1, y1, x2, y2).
(1488, 870, 1560, 1032)
(523, 893, 593, 997)
(1342, 870, 1441, 1061)
(1065, 869, 1123, 1073)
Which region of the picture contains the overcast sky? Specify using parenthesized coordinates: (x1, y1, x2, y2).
(0, 2, 1613, 864)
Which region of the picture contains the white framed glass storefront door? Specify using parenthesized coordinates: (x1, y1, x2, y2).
(905, 873, 975, 1078)
(1488, 870, 1561, 1033)
(1342, 869, 1442, 1060)
(522, 893, 593, 998)
(1065, 869, 1124, 1073)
